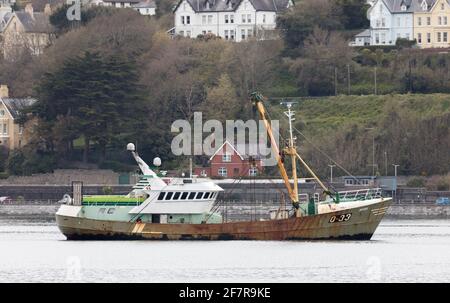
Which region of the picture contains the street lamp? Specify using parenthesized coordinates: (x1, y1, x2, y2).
(328, 164, 336, 183)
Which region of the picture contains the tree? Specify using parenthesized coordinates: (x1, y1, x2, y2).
(277, 0, 343, 53)
(32, 51, 145, 163)
(334, 0, 370, 30)
(202, 73, 240, 121)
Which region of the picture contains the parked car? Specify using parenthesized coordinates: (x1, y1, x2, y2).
(436, 197, 450, 205)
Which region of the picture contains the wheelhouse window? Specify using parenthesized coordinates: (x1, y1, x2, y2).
(181, 192, 188, 200)
(173, 192, 181, 200)
(157, 192, 165, 200)
(195, 192, 203, 199)
(166, 192, 173, 200)
(188, 192, 196, 199)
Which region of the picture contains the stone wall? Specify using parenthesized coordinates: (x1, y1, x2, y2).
(0, 169, 121, 185)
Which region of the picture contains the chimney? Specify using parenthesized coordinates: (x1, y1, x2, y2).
(44, 3, 52, 15)
(0, 85, 9, 98)
(25, 3, 33, 16)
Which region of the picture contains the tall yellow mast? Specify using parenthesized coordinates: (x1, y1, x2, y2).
(250, 92, 299, 207)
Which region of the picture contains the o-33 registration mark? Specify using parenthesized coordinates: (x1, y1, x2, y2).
(329, 213, 352, 223)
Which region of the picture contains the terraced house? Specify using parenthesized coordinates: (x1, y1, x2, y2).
(413, 0, 450, 48)
(353, 0, 450, 48)
(173, 0, 293, 41)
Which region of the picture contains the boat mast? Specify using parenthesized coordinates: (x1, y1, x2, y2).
(250, 92, 299, 207)
(282, 101, 299, 205)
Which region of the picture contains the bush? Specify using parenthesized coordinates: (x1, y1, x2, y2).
(6, 150, 25, 175)
(102, 186, 113, 195)
(99, 160, 134, 172)
(406, 177, 426, 187)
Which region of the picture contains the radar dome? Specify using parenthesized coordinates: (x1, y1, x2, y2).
(126, 143, 135, 151)
(153, 157, 161, 167)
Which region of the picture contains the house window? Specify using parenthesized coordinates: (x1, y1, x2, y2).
(405, 33, 410, 40)
(202, 15, 206, 24)
(179, 30, 184, 36)
(263, 14, 266, 23)
(381, 18, 385, 27)
(442, 3, 445, 10)
(242, 14, 246, 23)
(427, 32, 431, 43)
(218, 167, 227, 177)
(444, 32, 448, 42)
(230, 30, 235, 40)
(397, 17, 400, 27)
(439, 16, 442, 25)
(427, 17, 431, 25)
(247, 14, 251, 23)
(222, 153, 231, 162)
(233, 168, 239, 175)
(2, 123, 7, 135)
(181, 16, 185, 24)
(375, 33, 380, 44)
(438, 32, 442, 42)
(230, 15, 234, 23)
(202, 30, 207, 35)
(186, 16, 190, 24)
(381, 33, 386, 44)
(241, 29, 246, 40)
(247, 29, 253, 37)
(186, 31, 191, 37)
(376, 19, 380, 27)
(445, 17, 448, 25)
(208, 15, 213, 24)
(225, 14, 229, 23)
(224, 30, 229, 40)
(418, 17, 422, 26)
(418, 33, 422, 43)
(249, 167, 258, 176)
(0, 110, 4, 117)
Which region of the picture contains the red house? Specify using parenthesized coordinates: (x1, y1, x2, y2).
(194, 141, 264, 178)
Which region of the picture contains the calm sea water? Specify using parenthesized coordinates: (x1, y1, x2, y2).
(0, 219, 449, 283)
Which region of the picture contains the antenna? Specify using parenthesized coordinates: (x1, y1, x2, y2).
(280, 101, 298, 148)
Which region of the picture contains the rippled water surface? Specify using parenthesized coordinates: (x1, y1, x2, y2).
(0, 219, 449, 282)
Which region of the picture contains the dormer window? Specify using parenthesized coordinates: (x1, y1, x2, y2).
(401, 4, 406, 11)
(421, 0, 428, 10)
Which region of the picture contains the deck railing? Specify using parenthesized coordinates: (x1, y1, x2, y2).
(337, 188, 383, 202)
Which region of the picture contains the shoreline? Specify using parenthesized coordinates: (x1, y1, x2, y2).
(1, 203, 449, 221)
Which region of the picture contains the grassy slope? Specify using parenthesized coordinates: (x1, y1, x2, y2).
(267, 94, 450, 136)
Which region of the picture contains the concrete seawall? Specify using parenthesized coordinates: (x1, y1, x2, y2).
(1, 203, 449, 221)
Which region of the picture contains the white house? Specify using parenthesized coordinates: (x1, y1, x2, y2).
(173, 0, 293, 41)
(366, 0, 415, 45)
(90, 0, 157, 16)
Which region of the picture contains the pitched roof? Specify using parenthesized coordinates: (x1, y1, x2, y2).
(132, 0, 157, 8)
(355, 29, 371, 37)
(175, 0, 291, 13)
(375, 0, 445, 13)
(1, 98, 36, 119)
(13, 11, 55, 33)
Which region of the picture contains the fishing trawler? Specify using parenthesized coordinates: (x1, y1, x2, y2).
(55, 92, 391, 240)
